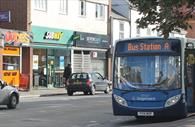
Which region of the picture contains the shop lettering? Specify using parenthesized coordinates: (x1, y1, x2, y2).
(128, 42, 170, 51)
(3, 72, 17, 76)
(5, 47, 17, 51)
(43, 32, 63, 40)
(4, 31, 30, 44)
(86, 36, 101, 43)
(4, 72, 11, 76)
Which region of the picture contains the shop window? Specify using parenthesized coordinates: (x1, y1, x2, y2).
(3, 56, 20, 70)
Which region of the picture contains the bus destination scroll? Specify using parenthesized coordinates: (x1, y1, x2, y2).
(128, 42, 170, 51)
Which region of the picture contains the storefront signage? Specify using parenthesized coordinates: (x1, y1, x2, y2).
(33, 55, 39, 70)
(3, 46, 20, 55)
(2, 70, 19, 87)
(43, 32, 63, 40)
(128, 42, 170, 51)
(0, 11, 11, 22)
(0, 29, 32, 46)
(92, 52, 97, 58)
(74, 32, 109, 49)
(59, 56, 64, 69)
(4, 31, 31, 44)
(32, 26, 74, 45)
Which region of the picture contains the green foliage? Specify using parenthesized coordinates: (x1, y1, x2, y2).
(129, 0, 195, 39)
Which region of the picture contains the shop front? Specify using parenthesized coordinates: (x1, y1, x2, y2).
(0, 29, 32, 88)
(72, 32, 109, 77)
(31, 26, 74, 88)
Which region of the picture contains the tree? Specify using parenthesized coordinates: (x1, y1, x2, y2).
(129, 0, 195, 39)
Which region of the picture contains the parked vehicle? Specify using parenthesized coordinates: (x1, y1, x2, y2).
(66, 72, 110, 96)
(0, 80, 19, 109)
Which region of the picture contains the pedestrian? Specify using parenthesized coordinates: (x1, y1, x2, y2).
(63, 64, 72, 88)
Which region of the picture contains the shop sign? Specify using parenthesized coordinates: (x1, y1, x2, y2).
(2, 70, 19, 87)
(3, 46, 20, 55)
(33, 55, 39, 70)
(0, 30, 32, 46)
(59, 56, 64, 69)
(43, 32, 63, 40)
(92, 52, 97, 58)
(0, 11, 11, 22)
(32, 26, 74, 45)
(4, 31, 31, 45)
(73, 32, 109, 49)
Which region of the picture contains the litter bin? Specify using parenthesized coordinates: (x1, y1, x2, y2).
(19, 74, 29, 91)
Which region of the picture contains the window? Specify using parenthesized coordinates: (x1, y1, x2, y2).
(3, 56, 20, 70)
(95, 4, 105, 19)
(79, 0, 86, 16)
(119, 22, 124, 40)
(59, 0, 68, 14)
(34, 0, 47, 11)
(114, 55, 181, 90)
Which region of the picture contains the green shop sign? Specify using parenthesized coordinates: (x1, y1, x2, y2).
(32, 26, 74, 45)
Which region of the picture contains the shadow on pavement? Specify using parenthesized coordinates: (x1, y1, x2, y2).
(116, 117, 181, 126)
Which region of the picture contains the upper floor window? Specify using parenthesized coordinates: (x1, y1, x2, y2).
(34, 0, 47, 11)
(59, 0, 68, 15)
(95, 4, 105, 19)
(119, 22, 124, 40)
(79, 0, 86, 16)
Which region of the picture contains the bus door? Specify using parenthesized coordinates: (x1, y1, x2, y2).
(185, 50, 195, 112)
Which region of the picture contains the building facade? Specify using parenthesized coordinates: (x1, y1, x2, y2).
(0, 0, 110, 90)
(31, 0, 110, 88)
(0, 0, 32, 90)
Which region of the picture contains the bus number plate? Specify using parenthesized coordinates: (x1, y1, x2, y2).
(137, 112, 154, 116)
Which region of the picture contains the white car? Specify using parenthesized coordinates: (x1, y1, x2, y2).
(0, 80, 19, 109)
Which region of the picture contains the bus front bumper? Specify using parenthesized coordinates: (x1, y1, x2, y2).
(112, 97, 187, 117)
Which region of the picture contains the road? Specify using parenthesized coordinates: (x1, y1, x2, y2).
(0, 93, 195, 127)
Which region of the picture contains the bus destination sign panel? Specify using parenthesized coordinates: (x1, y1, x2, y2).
(116, 39, 181, 54)
(128, 42, 170, 51)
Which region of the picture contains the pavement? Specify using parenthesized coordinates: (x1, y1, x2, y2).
(19, 87, 67, 98)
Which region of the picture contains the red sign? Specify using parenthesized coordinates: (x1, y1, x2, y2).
(2, 31, 31, 46)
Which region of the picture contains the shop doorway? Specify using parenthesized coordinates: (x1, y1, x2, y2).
(33, 48, 70, 88)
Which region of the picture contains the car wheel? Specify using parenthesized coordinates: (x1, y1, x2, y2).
(90, 85, 95, 95)
(67, 89, 73, 96)
(7, 94, 18, 109)
(104, 85, 110, 94)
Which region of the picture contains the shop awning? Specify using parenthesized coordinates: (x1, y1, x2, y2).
(29, 42, 72, 49)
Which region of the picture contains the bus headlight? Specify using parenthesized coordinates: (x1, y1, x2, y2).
(165, 94, 181, 107)
(113, 94, 128, 107)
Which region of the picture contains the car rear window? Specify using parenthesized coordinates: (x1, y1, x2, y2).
(70, 73, 88, 79)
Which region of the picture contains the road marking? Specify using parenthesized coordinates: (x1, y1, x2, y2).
(87, 123, 100, 127)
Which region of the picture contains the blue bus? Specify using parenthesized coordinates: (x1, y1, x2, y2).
(112, 37, 195, 118)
